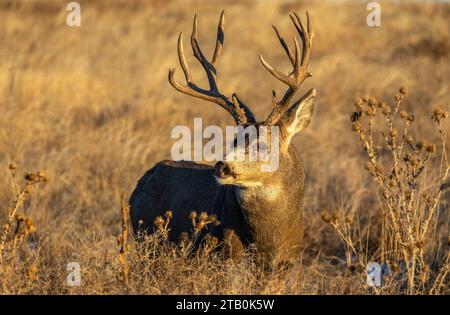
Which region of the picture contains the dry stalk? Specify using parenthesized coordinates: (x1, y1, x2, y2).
(0, 163, 47, 291)
(118, 194, 130, 285)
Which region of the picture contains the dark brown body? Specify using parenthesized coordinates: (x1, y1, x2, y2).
(129, 160, 252, 251)
(129, 145, 306, 263)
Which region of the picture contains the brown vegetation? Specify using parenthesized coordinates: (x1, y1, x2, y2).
(0, 0, 448, 294)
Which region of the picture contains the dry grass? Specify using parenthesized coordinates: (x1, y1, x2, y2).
(0, 0, 448, 294)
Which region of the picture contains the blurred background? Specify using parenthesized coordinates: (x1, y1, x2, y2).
(0, 0, 448, 293)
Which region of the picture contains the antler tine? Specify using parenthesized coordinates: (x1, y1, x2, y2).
(212, 10, 225, 67)
(292, 35, 300, 74)
(290, 12, 312, 68)
(272, 25, 295, 67)
(306, 11, 312, 39)
(259, 55, 298, 88)
(262, 11, 313, 125)
(177, 32, 192, 83)
(168, 12, 256, 125)
(190, 14, 218, 91)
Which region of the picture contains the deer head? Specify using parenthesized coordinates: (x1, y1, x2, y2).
(169, 11, 316, 190)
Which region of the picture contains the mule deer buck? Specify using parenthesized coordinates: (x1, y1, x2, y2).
(130, 11, 316, 265)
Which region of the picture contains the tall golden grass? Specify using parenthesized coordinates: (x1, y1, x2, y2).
(0, 0, 448, 294)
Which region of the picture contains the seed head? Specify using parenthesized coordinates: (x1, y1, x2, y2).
(199, 212, 208, 221)
(365, 107, 375, 117)
(406, 136, 413, 145)
(353, 98, 363, 109)
(379, 102, 391, 115)
(432, 107, 448, 122)
(331, 210, 339, 222)
(433, 108, 442, 117)
(210, 236, 219, 246)
(24, 186, 32, 194)
(25, 173, 38, 182)
(416, 140, 425, 151)
(350, 111, 361, 122)
(426, 144, 436, 154)
(16, 213, 25, 222)
(403, 153, 411, 162)
(195, 222, 205, 231)
(189, 211, 197, 220)
(345, 215, 353, 225)
(25, 217, 34, 231)
(9, 162, 17, 170)
(410, 155, 419, 166)
(374, 164, 384, 175)
(153, 216, 164, 227)
(208, 214, 221, 225)
(390, 129, 398, 139)
(399, 86, 408, 95)
(389, 179, 396, 187)
(321, 210, 332, 224)
(400, 110, 408, 120)
(368, 97, 378, 107)
(165, 210, 173, 219)
(352, 122, 362, 132)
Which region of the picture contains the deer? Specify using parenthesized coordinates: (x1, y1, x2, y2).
(129, 11, 316, 266)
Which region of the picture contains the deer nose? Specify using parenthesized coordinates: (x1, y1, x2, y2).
(214, 161, 232, 178)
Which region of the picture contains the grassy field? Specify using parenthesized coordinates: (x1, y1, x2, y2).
(0, 0, 449, 294)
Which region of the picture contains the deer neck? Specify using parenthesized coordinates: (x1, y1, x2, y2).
(234, 168, 304, 218)
(232, 150, 305, 261)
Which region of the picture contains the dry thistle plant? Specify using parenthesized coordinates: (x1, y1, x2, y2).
(324, 87, 449, 294)
(153, 210, 173, 241)
(189, 211, 221, 237)
(321, 208, 362, 269)
(0, 163, 48, 291)
(151, 210, 220, 253)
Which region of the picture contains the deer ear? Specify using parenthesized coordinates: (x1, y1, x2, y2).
(279, 88, 316, 147)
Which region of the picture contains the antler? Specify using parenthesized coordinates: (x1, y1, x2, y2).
(261, 12, 313, 125)
(168, 11, 256, 125)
